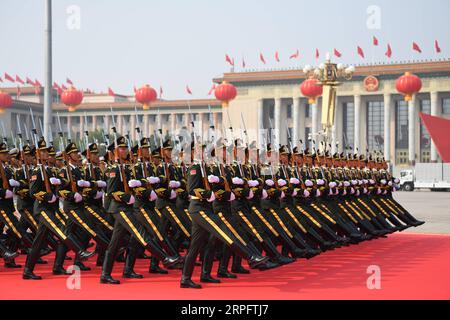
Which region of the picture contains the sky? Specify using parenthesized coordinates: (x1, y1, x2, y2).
(1, 0, 449, 99)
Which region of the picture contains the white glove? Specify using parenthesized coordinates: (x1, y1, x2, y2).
(232, 177, 244, 185)
(261, 189, 268, 199)
(315, 189, 321, 197)
(363, 187, 368, 194)
(329, 181, 337, 188)
(342, 189, 347, 196)
(289, 178, 300, 185)
(77, 180, 90, 188)
(383, 190, 387, 195)
(380, 179, 387, 185)
(248, 180, 259, 187)
(229, 192, 236, 202)
(388, 181, 393, 186)
(207, 175, 220, 184)
(149, 190, 157, 201)
(169, 180, 181, 189)
(8, 179, 20, 188)
(338, 182, 343, 187)
(246, 189, 254, 200)
(4, 189, 13, 199)
(316, 179, 325, 186)
(277, 179, 287, 187)
(50, 177, 61, 186)
(363, 179, 368, 184)
(305, 180, 313, 187)
(355, 190, 360, 196)
(94, 191, 104, 199)
(369, 179, 375, 185)
(127, 195, 135, 205)
(358, 180, 363, 185)
(377, 188, 382, 195)
(292, 189, 298, 197)
(128, 179, 142, 188)
(207, 192, 216, 203)
(265, 179, 274, 187)
(280, 191, 285, 199)
(170, 189, 177, 199)
(48, 194, 57, 203)
(147, 176, 160, 184)
(303, 189, 310, 198)
(350, 187, 355, 194)
(344, 181, 350, 187)
(73, 192, 83, 203)
(394, 178, 400, 184)
(96, 180, 107, 188)
(351, 180, 358, 186)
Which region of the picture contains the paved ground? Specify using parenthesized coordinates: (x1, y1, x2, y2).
(393, 191, 450, 234)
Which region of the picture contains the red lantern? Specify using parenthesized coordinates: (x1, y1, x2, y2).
(0, 91, 12, 113)
(214, 81, 237, 107)
(135, 85, 157, 110)
(396, 72, 422, 102)
(61, 86, 83, 112)
(300, 78, 323, 104)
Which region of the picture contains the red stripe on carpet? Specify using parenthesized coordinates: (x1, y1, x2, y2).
(1, 233, 449, 300)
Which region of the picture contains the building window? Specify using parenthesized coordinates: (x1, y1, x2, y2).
(367, 101, 384, 152)
(305, 104, 312, 118)
(443, 98, 450, 114)
(343, 102, 354, 149)
(420, 100, 431, 162)
(395, 101, 408, 164)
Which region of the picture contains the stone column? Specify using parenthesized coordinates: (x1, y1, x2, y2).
(354, 95, 361, 152)
(430, 91, 439, 162)
(335, 99, 344, 153)
(92, 115, 97, 131)
(408, 95, 417, 165)
(384, 93, 392, 162)
(66, 116, 72, 137)
(292, 97, 300, 146)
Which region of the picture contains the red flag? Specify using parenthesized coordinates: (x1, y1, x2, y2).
(66, 78, 73, 85)
(53, 82, 61, 90)
(259, 52, 266, 64)
(16, 86, 22, 99)
(34, 79, 42, 87)
(61, 84, 67, 90)
(15, 75, 25, 85)
(242, 57, 246, 68)
(413, 42, 422, 53)
(133, 86, 137, 93)
(4, 72, 15, 83)
(225, 54, 234, 66)
(159, 86, 163, 98)
(315, 48, 320, 59)
(333, 48, 342, 58)
(385, 44, 392, 58)
(357, 46, 365, 58)
(373, 36, 379, 46)
(26, 77, 35, 86)
(108, 87, 115, 96)
(289, 49, 299, 59)
(435, 40, 442, 54)
(0, 77, 3, 82)
(419, 113, 450, 162)
(34, 86, 41, 95)
(275, 51, 280, 62)
(207, 83, 216, 96)
(186, 85, 192, 95)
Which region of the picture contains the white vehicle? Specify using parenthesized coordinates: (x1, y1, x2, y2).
(399, 163, 450, 191)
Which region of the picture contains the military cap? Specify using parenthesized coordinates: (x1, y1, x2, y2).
(55, 151, 64, 161)
(8, 147, 19, 156)
(162, 139, 173, 150)
(131, 145, 139, 157)
(279, 145, 290, 155)
(37, 137, 48, 150)
(82, 143, 99, 157)
(23, 145, 32, 155)
(151, 146, 162, 158)
(140, 137, 150, 148)
(48, 145, 56, 156)
(65, 142, 79, 155)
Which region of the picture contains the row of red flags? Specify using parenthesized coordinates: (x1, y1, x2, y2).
(225, 39, 443, 67)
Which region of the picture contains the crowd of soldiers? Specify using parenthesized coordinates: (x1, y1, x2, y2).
(0, 120, 425, 289)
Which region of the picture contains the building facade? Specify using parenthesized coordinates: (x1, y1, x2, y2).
(1, 59, 450, 168)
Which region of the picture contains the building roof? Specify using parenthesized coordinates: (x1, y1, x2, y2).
(213, 59, 450, 85)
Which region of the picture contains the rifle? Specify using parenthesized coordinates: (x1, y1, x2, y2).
(30, 108, 51, 193)
(16, 115, 28, 181)
(134, 107, 148, 179)
(110, 107, 128, 193)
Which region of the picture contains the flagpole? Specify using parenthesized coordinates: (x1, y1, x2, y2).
(43, 0, 53, 142)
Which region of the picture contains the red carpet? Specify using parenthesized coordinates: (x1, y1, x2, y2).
(1, 233, 449, 300)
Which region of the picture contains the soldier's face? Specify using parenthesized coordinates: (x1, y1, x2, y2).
(40, 150, 49, 161)
(70, 152, 81, 163)
(0, 153, 7, 162)
(152, 156, 160, 165)
(118, 147, 128, 159)
(280, 153, 288, 163)
(163, 148, 172, 160)
(90, 153, 99, 164)
(56, 159, 64, 168)
(141, 148, 149, 158)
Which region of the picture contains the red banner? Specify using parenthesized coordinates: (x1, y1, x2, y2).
(419, 112, 450, 162)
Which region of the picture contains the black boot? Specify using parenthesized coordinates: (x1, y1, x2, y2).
(4, 259, 22, 268)
(75, 261, 91, 271)
(149, 258, 168, 274)
(100, 251, 120, 284)
(180, 279, 202, 289)
(123, 247, 143, 279)
(200, 274, 221, 283)
(23, 268, 42, 280)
